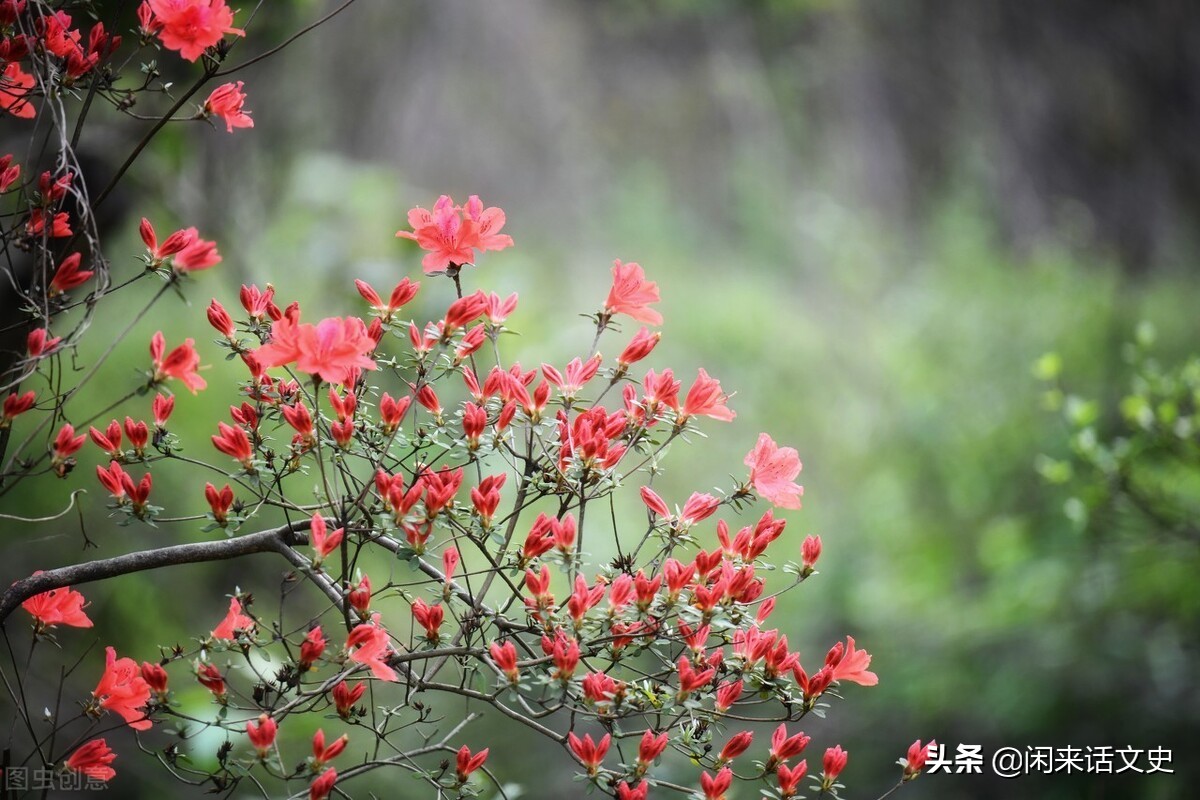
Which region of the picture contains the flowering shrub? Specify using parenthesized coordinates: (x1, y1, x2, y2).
(0, 2, 926, 797)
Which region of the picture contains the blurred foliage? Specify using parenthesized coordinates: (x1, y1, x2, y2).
(1037, 326, 1200, 541)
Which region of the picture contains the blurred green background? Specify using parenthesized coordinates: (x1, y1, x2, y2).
(4, 1, 1199, 798)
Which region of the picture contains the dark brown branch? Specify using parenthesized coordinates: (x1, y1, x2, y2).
(0, 520, 314, 625)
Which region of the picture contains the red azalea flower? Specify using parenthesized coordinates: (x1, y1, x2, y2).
(299, 626, 326, 669)
(309, 768, 337, 800)
(308, 514, 344, 566)
(718, 731, 754, 764)
(605, 260, 662, 325)
(617, 327, 661, 368)
(311, 729, 348, 768)
(0, 61, 35, 119)
(331, 680, 365, 718)
(150, 331, 207, 392)
(152, 393, 175, 427)
(204, 81, 253, 132)
(93, 646, 152, 730)
(411, 598, 444, 643)
(65, 739, 116, 782)
(617, 782, 648, 800)
(172, 227, 222, 271)
(904, 739, 937, 780)
(246, 714, 277, 757)
(196, 661, 226, 699)
(826, 635, 878, 686)
(455, 745, 489, 782)
(211, 597, 254, 640)
(21, 576, 92, 629)
(680, 368, 736, 422)
(1, 390, 35, 427)
(148, 0, 244, 62)
(52, 423, 85, 468)
(636, 730, 669, 772)
(567, 732, 610, 776)
(700, 767, 733, 800)
(49, 253, 94, 295)
(769, 723, 811, 766)
(139, 217, 193, 262)
(778, 760, 808, 797)
(744, 432, 803, 509)
(488, 641, 519, 684)
(141, 662, 169, 697)
(822, 745, 849, 787)
(347, 615, 397, 681)
(255, 314, 376, 386)
(27, 328, 62, 358)
(0, 154, 20, 192)
(396, 194, 513, 273)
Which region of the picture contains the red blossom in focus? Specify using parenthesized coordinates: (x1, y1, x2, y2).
(605, 260, 662, 325)
(150, 331, 207, 392)
(140, 218, 194, 262)
(308, 514, 344, 566)
(246, 714, 277, 757)
(700, 767, 733, 800)
(172, 228, 222, 272)
(455, 745, 489, 782)
(148, 0, 244, 61)
(826, 635, 879, 686)
(332, 680, 365, 718)
(768, 723, 811, 767)
(152, 393, 174, 427)
(255, 314, 376, 385)
(347, 615, 397, 681)
(617, 326, 661, 368)
(355, 277, 419, 319)
(904, 739, 937, 780)
(0, 154, 19, 192)
(65, 739, 116, 782)
(778, 759, 808, 797)
(49, 253, 93, 295)
(311, 729, 349, 768)
(196, 661, 226, 699)
(489, 640, 519, 684)
(298, 626, 326, 669)
(396, 194, 513, 273)
(801, 534, 821, 573)
(822, 745, 849, 788)
(142, 662, 168, 697)
(567, 731, 610, 775)
(204, 81, 253, 132)
(212, 597, 254, 640)
(93, 646, 152, 730)
(744, 432, 803, 509)
(719, 730, 754, 764)
(680, 368, 736, 423)
(26, 208, 71, 237)
(21, 576, 92, 629)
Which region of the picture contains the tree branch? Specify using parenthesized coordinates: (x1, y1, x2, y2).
(0, 520, 315, 625)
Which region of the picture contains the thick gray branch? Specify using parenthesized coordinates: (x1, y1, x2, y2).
(0, 521, 314, 625)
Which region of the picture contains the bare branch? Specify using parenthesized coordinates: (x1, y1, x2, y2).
(0, 519, 315, 625)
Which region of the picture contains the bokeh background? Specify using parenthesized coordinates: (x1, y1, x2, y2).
(3, 1, 1199, 798)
